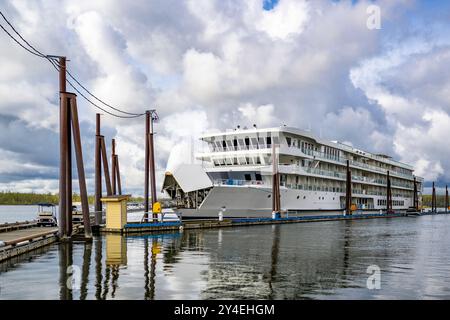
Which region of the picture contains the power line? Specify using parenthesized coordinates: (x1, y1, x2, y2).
(47, 58, 143, 118)
(0, 11, 145, 118)
(0, 11, 46, 58)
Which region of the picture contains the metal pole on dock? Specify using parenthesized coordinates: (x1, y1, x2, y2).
(148, 112, 158, 220)
(111, 139, 116, 195)
(100, 136, 113, 196)
(144, 111, 150, 221)
(345, 160, 352, 215)
(446, 185, 448, 214)
(94, 114, 102, 224)
(387, 171, 393, 214)
(271, 143, 280, 215)
(69, 94, 92, 237)
(413, 177, 417, 211)
(432, 182, 436, 213)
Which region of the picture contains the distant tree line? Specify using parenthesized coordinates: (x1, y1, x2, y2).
(0, 191, 144, 205)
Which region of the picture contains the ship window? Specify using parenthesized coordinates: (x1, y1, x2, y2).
(238, 157, 246, 164)
(256, 156, 261, 164)
(286, 137, 292, 147)
(245, 137, 250, 149)
(251, 138, 258, 148)
(258, 138, 266, 149)
(226, 140, 233, 149)
(255, 173, 262, 181)
(266, 136, 272, 147)
(233, 157, 238, 165)
(244, 174, 251, 181)
(297, 195, 300, 199)
(246, 157, 253, 165)
(233, 139, 238, 150)
(215, 141, 222, 151)
(225, 158, 232, 165)
(238, 139, 245, 149)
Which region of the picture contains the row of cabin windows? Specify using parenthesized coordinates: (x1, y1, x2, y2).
(210, 136, 280, 152)
(285, 137, 316, 151)
(213, 156, 263, 166)
(377, 199, 405, 206)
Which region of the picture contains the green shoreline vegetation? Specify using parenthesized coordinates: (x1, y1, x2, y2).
(0, 192, 144, 205)
(0, 192, 446, 208)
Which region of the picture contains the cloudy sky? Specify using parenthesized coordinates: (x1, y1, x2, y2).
(0, 0, 449, 196)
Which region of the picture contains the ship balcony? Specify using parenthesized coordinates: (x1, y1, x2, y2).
(197, 146, 418, 181)
(279, 145, 417, 181)
(212, 178, 409, 198)
(277, 164, 415, 190)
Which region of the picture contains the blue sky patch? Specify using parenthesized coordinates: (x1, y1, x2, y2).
(263, 0, 279, 11)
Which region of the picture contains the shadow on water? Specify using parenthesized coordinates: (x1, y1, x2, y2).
(2, 215, 450, 299)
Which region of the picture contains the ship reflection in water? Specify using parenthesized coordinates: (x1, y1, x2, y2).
(2, 215, 450, 299)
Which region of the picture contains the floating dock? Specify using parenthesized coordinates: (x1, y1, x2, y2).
(100, 210, 449, 234)
(0, 222, 84, 262)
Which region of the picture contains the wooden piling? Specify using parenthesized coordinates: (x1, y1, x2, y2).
(112, 139, 116, 195)
(446, 185, 448, 213)
(94, 114, 102, 224)
(100, 136, 113, 196)
(345, 160, 352, 215)
(115, 155, 122, 195)
(69, 94, 92, 237)
(387, 171, 393, 214)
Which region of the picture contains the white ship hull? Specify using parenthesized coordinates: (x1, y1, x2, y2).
(179, 185, 412, 218)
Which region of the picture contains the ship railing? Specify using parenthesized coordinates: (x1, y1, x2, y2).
(279, 164, 413, 189)
(290, 147, 413, 179)
(213, 179, 268, 187)
(208, 145, 271, 152)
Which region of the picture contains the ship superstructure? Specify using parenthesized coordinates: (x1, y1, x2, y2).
(162, 126, 423, 218)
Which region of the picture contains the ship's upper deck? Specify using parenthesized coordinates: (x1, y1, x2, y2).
(199, 126, 415, 172)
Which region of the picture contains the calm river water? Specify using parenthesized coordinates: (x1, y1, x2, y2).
(1, 212, 450, 299)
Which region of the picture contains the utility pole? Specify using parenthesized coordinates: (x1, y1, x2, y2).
(58, 56, 68, 238)
(58, 56, 91, 237)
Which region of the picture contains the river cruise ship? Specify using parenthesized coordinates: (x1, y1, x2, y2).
(162, 126, 423, 218)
